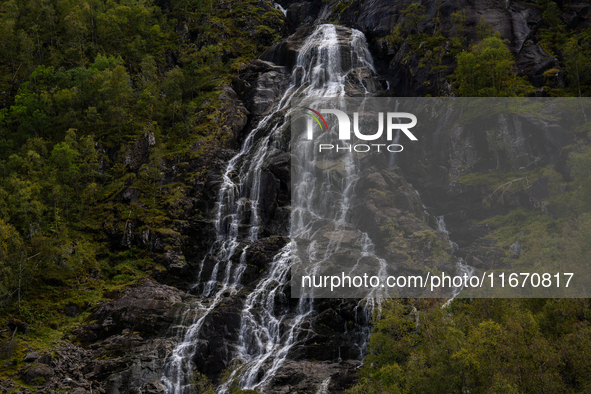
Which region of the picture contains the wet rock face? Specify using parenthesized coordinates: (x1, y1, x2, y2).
(218, 84, 250, 147)
(289, 300, 364, 362)
(266, 359, 360, 393)
(231, 60, 292, 239)
(241, 236, 290, 285)
(393, 100, 574, 268)
(77, 279, 196, 344)
(191, 294, 245, 378)
(286, 1, 323, 29)
(233, 60, 289, 117)
(261, 24, 379, 83)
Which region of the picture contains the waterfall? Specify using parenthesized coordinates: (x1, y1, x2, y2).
(222, 24, 378, 392)
(274, 3, 287, 16)
(436, 215, 476, 307)
(388, 100, 401, 169)
(161, 24, 378, 393)
(435, 215, 458, 253)
(316, 378, 331, 394)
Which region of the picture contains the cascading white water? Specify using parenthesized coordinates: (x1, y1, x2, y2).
(436, 215, 476, 307)
(287, 25, 395, 369)
(220, 24, 378, 392)
(388, 101, 401, 169)
(162, 22, 478, 394)
(274, 2, 287, 16)
(436, 215, 459, 253)
(161, 72, 283, 394)
(316, 378, 331, 394)
(162, 24, 378, 394)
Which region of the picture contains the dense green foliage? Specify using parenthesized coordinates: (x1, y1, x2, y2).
(453, 34, 530, 97)
(0, 0, 284, 363)
(350, 298, 591, 394)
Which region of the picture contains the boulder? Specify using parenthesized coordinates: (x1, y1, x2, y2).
(38, 353, 52, 366)
(24, 364, 53, 385)
(23, 352, 40, 363)
(76, 279, 198, 343)
(136, 381, 166, 394)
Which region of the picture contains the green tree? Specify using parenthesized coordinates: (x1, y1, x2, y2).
(0, 219, 24, 306)
(402, 3, 425, 30)
(476, 16, 494, 40)
(564, 36, 591, 120)
(137, 55, 160, 120)
(450, 10, 467, 48)
(0, 0, 19, 84)
(539, 1, 567, 56)
(453, 34, 530, 97)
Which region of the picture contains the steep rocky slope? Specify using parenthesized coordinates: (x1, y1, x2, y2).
(2, 0, 590, 393)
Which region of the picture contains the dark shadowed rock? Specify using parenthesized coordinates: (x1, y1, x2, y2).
(24, 352, 39, 362)
(562, 3, 591, 28)
(38, 353, 52, 366)
(124, 130, 156, 170)
(218, 84, 250, 146)
(162, 248, 188, 275)
(192, 294, 245, 379)
(232, 59, 289, 117)
(77, 279, 198, 343)
(136, 381, 166, 394)
(516, 43, 559, 87)
(287, 1, 322, 30)
(241, 236, 290, 286)
(64, 304, 81, 317)
(267, 359, 361, 393)
(24, 364, 53, 385)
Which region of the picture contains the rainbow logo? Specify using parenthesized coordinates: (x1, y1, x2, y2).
(302, 107, 329, 132)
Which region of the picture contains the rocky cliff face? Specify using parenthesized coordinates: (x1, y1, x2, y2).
(8, 1, 585, 394)
(284, 0, 574, 96)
